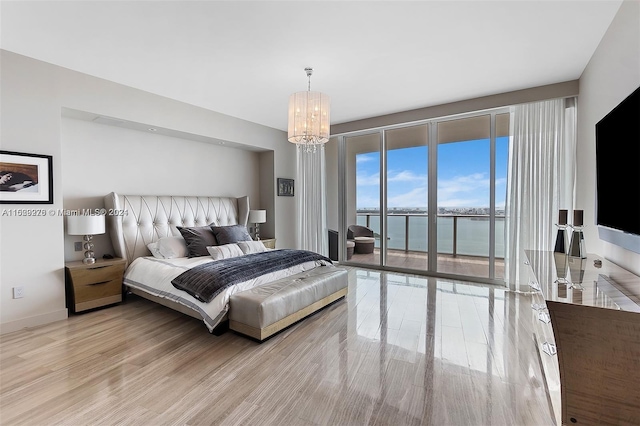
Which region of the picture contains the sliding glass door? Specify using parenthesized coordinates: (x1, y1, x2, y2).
(340, 109, 509, 283)
(346, 132, 381, 268)
(435, 114, 507, 278)
(384, 125, 429, 270)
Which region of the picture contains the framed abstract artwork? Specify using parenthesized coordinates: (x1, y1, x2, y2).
(277, 178, 294, 197)
(0, 150, 53, 204)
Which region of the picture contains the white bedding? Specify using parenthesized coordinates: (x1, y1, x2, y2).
(123, 254, 329, 332)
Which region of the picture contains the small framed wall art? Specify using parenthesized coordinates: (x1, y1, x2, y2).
(277, 178, 294, 197)
(0, 150, 53, 204)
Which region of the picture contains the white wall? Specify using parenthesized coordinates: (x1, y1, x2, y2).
(61, 118, 262, 261)
(0, 51, 67, 333)
(577, 0, 640, 275)
(0, 50, 296, 333)
(258, 151, 276, 242)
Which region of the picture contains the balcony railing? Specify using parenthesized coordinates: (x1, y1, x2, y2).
(356, 213, 505, 258)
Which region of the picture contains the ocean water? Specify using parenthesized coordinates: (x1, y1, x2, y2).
(357, 215, 505, 258)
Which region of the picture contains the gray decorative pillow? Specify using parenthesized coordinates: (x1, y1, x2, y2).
(177, 226, 218, 258)
(210, 224, 252, 245)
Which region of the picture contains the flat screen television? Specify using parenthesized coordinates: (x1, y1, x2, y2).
(595, 85, 640, 253)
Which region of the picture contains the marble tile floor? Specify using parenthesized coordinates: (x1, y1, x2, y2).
(0, 266, 556, 425)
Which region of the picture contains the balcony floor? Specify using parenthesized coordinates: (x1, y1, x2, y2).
(350, 248, 505, 279)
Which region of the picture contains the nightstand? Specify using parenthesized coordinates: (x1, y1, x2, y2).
(65, 258, 126, 313)
(260, 238, 276, 249)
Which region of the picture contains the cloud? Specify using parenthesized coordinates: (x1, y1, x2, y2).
(387, 170, 427, 184)
(438, 172, 491, 207)
(439, 196, 488, 207)
(357, 192, 380, 208)
(357, 169, 427, 187)
(356, 154, 377, 164)
(388, 187, 428, 208)
(357, 170, 506, 208)
(439, 173, 487, 195)
(356, 171, 380, 186)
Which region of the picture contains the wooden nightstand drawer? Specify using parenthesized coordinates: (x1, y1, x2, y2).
(65, 258, 126, 313)
(69, 263, 123, 286)
(73, 278, 122, 304)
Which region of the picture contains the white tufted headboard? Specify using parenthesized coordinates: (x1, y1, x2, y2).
(104, 192, 249, 267)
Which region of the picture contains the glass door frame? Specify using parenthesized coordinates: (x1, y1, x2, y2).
(339, 129, 387, 267)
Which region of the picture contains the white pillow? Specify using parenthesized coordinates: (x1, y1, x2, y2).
(147, 242, 163, 258)
(157, 236, 189, 258)
(207, 243, 244, 261)
(147, 237, 189, 259)
(237, 240, 268, 255)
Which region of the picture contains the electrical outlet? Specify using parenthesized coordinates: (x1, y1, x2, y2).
(13, 286, 24, 299)
(74, 242, 83, 251)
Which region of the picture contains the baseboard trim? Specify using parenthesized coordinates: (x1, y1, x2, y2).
(0, 309, 68, 335)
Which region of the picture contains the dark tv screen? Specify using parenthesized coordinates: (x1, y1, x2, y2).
(595, 86, 640, 236)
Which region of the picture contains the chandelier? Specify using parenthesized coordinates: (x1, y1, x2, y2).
(287, 67, 330, 152)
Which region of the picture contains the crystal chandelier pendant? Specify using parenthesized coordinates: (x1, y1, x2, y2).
(288, 67, 330, 151)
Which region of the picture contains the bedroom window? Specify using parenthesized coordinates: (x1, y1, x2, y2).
(341, 108, 510, 284)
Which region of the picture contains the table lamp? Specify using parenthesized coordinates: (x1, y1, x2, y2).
(67, 214, 106, 264)
(248, 210, 267, 240)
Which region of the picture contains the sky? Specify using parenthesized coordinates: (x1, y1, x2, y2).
(356, 137, 509, 209)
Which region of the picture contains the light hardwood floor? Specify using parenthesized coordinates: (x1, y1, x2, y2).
(0, 267, 555, 425)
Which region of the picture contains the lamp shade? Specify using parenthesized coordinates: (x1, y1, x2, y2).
(287, 68, 330, 151)
(558, 209, 568, 225)
(248, 210, 267, 224)
(67, 215, 105, 235)
(288, 90, 330, 146)
(573, 210, 584, 227)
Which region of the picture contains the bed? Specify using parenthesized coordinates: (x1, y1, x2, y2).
(104, 192, 340, 333)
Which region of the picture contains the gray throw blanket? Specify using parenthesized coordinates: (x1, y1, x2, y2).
(171, 249, 332, 303)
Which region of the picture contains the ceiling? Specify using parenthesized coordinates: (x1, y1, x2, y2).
(0, 1, 624, 132)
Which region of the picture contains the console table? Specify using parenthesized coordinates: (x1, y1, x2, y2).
(524, 250, 640, 425)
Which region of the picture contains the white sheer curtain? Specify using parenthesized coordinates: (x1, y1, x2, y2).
(296, 146, 328, 256)
(505, 98, 577, 288)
